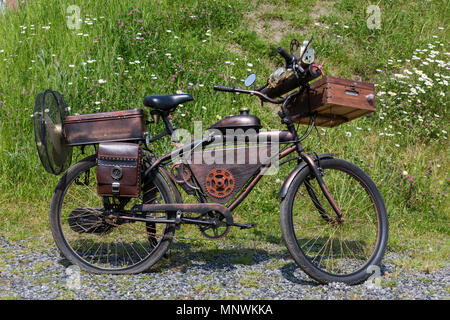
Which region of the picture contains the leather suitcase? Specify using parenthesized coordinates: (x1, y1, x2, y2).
(287, 76, 376, 127)
(96, 143, 142, 197)
(64, 109, 146, 146)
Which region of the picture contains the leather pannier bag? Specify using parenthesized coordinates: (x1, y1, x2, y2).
(64, 109, 146, 146)
(96, 143, 142, 197)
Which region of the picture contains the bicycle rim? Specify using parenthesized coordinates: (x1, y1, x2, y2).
(290, 162, 382, 277)
(54, 159, 172, 272)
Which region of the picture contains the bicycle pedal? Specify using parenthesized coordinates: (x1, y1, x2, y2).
(232, 222, 258, 229)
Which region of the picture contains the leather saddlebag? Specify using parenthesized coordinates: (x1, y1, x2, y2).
(96, 143, 142, 197)
(64, 109, 147, 146)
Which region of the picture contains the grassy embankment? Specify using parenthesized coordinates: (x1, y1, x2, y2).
(0, 0, 448, 270)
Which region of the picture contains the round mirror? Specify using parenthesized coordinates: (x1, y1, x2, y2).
(244, 73, 256, 87)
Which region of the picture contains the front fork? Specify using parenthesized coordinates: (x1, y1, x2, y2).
(280, 96, 343, 223)
(300, 152, 344, 223)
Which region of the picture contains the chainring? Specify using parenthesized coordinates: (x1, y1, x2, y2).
(198, 211, 230, 239)
(170, 162, 192, 184)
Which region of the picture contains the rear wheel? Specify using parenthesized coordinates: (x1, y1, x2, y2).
(49, 155, 176, 274)
(280, 158, 388, 284)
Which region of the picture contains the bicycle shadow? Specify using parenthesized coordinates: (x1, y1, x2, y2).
(56, 236, 387, 287)
(279, 263, 321, 286)
(146, 242, 319, 286)
(150, 241, 275, 272)
(55, 239, 321, 286)
(152, 240, 387, 287)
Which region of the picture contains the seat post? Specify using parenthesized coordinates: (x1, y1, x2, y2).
(161, 111, 178, 143)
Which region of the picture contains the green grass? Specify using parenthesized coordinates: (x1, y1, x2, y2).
(231, 254, 255, 265)
(381, 279, 398, 288)
(0, 0, 448, 271)
(0, 295, 22, 300)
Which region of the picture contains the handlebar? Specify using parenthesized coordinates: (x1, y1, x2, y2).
(213, 85, 235, 92)
(214, 41, 323, 102)
(213, 85, 285, 104)
(276, 46, 292, 60)
(277, 46, 296, 68)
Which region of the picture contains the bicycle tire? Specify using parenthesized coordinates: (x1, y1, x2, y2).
(280, 158, 388, 285)
(49, 155, 176, 274)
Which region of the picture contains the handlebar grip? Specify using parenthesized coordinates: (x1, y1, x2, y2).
(277, 46, 293, 61)
(213, 85, 235, 92)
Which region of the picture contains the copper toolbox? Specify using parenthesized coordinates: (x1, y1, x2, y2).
(97, 142, 142, 197)
(287, 76, 376, 127)
(64, 109, 147, 146)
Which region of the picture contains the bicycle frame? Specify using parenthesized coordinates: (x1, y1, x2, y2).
(141, 86, 344, 223)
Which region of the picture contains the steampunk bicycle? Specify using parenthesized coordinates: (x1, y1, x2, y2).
(34, 37, 388, 285)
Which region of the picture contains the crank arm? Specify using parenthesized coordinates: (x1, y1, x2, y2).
(230, 222, 258, 229)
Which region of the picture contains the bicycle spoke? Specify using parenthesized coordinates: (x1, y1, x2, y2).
(55, 159, 174, 272)
(290, 163, 380, 276)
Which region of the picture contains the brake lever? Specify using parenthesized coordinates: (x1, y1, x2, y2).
(311, 61, 325, 77)
(319, 61, 325, 76)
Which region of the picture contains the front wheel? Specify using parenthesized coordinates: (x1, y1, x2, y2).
(280, 158, 388, 285)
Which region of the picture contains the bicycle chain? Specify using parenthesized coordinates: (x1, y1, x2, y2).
(105, 214, 232, 242)
(81, 207, 258, 242)
(105, 213, 262, 242)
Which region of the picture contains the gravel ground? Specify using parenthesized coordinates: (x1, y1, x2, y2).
(0, 236, 448, 300)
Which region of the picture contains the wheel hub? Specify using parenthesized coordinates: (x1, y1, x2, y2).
(68, 207, 112, 234)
